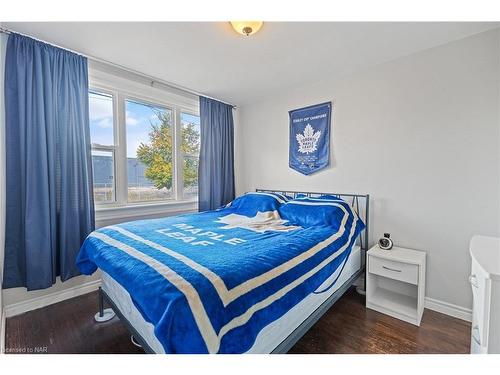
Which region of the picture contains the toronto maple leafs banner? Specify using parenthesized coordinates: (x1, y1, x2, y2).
(289, 102, 331, 175)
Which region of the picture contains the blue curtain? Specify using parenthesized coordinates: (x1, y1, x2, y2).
(3, 34, 94, 290)
(198, 97, 235, 211)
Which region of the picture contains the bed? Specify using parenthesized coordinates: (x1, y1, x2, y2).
(77, 189, 369, 354)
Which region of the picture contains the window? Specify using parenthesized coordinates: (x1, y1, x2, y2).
(126, 99, 174, 202)
(88, 81, 200, 208)
(181, 112, 201, 199)
(89, 91, 115, 204)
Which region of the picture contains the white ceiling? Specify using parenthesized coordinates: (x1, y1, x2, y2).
(3, 22, 498, 105)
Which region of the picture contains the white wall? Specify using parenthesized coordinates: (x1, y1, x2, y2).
(236, 29, 500, 310)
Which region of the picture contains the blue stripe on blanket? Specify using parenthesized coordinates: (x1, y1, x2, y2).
(77, 203, 364, 353)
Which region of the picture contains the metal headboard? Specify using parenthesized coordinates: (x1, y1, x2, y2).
(255, 188, 370, 252)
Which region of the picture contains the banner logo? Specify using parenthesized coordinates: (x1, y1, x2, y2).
(296, 124, 321, 154)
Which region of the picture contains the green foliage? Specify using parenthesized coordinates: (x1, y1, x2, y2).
(136, 110, 200, 190)
(181, 121, 200, 188)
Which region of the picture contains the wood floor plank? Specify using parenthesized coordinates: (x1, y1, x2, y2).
(5, 292, 143, 354)
(289, 287, 471, 354)
(4, 286, 471, 354)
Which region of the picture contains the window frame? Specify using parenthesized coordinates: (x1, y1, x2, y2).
(88, 67, 200, 216)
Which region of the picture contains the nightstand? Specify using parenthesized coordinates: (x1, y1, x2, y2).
(366, 245, 426, 326)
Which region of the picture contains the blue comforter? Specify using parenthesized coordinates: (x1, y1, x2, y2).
(77, 200, 363, 353)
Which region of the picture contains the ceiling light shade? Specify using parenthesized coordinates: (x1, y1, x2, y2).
(230, 21, 263, 36)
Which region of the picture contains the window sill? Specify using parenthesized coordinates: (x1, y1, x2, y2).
(95, 199, 198, 222)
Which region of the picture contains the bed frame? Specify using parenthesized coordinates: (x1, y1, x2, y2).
(96, 189, 370, 354)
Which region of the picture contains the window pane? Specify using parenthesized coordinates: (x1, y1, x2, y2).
(126, 99, 174, 202)
(89, 91, 114, 146)
(92, 150, 114, 203)
(181, 113, 200, 199)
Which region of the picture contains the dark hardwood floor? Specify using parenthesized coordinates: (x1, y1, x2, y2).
(289, 287, 471, 354)
(4, 286, 471, 354)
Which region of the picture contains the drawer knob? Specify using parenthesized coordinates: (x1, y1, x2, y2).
(469, 274, 478, 288)
(382, 265, 402, 273)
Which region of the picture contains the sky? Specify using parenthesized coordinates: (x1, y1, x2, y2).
(89, 91, 200, 158)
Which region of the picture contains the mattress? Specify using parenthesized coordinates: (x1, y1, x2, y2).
(101, 245, 361, 354)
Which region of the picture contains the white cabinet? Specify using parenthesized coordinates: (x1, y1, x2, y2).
(469, 235, 500, 354)
(366, 245, 426, 326)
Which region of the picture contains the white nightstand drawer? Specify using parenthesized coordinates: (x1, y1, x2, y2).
(369, 256, 418, 285)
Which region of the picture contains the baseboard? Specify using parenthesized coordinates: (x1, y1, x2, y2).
(1, 308, 6, 354)
(1, 278, 472, 325)
(4, 279, 101, 318)
(425, 296, 472, 322)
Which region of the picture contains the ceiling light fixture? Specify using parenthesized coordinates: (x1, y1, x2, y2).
(230, 21, 263, 36)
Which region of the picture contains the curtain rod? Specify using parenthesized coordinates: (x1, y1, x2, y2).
(0, 26, 237, 109)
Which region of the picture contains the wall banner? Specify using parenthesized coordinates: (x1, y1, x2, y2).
(289, 102, 331, 175)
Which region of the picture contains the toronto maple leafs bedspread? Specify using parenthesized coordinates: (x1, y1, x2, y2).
(76, 193, 365, 353)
